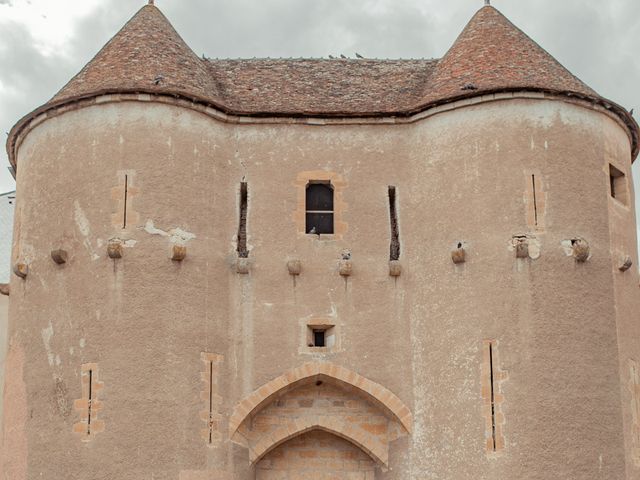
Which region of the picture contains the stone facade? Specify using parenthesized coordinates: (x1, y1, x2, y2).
(1, 3, 639, 480)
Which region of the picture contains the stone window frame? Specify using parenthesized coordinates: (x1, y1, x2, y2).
(293, 170, 348, 238)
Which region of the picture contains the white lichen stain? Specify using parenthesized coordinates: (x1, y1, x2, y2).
(74, 201, 100, 259)
(123, 239, 137, 248)
(544, 140, 549, 150)
(79, 338, 86, 348)
(528, 239, 541, 259)
(561, 239, 575, 257)
(144, 219, 196, 245)
(41, 321, 55, 367)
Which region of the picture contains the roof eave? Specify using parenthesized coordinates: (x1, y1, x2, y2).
(7, 86, 638, 173)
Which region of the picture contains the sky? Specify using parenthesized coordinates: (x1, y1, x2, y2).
(0, 0, 638, 250)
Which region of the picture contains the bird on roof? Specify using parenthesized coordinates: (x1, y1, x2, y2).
(355, 53, 364, 59)
(328, 55, 335, 59)
(630, 108, 635, 116)
(340, 54, 347, 59)
(153, 74, 164, 85)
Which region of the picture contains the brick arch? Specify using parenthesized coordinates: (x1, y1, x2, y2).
(251, 416, 388, 467)
(229, 361, 412, 437)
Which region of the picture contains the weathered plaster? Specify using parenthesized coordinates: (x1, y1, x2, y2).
(2, 96, 638, 479)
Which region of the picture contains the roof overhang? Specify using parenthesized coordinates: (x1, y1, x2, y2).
(7, 86, 638, 174)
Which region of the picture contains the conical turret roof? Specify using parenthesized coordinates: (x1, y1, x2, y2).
(422, 5, 598, 104)
(51, 3, 219, 103)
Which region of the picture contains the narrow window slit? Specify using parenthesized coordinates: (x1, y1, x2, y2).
(313, 330, 326, 347)
(208, 361, 213, 444)
(489, 343, 497, 452)
(531, 175, 538, 227)
(123, 175, 128, 229)
(388, 186, 400, 260)
(87, 369, 93, 435)
(237, 182, 249, 258)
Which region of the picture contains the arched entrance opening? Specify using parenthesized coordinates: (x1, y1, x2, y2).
(230, 362, 413, 474)
(256, 430, 376, 479)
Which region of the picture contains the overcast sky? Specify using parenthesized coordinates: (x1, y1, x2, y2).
(0, 0, 638, 249)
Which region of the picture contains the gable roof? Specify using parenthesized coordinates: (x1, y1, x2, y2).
(7, 3, 638, 164)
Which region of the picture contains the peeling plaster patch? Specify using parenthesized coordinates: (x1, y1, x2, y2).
(18, 244, 35, 264)
(528, 238, 541, 259)
(144, 219, 166, 236)
(143, 219, 196, 245)
(74, 201, 99, 259)
(560, 240, 573, 256)
(123, 239, 137, 248)
(79, 339, 86, 348)
(73, 201, 90, 237)
(41, 321, 55, 367)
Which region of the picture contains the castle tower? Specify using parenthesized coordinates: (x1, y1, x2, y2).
(2, 3, 639, 479)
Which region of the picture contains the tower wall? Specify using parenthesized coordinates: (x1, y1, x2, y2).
(2, 96, 638, 479)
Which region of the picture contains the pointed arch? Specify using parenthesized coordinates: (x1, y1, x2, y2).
(229, 361, 412, 437)
(250, 416, 388, 466)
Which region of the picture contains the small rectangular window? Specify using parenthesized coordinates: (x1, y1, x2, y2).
(609, 164, 629, 205)
(306, 182, 334, 234)
(313, 330, 326, 347)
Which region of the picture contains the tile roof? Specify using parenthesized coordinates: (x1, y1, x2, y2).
(8, 3, 639, 162)
(204, 58, 438, 115)
(420, 6, 599, 104)
(52, 4, 217, 105)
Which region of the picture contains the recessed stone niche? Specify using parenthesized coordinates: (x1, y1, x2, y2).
(51, 249, 68, 265)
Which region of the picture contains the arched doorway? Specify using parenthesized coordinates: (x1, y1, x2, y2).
(230, 362, 412, 476)
(256, 430, 375, 479)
